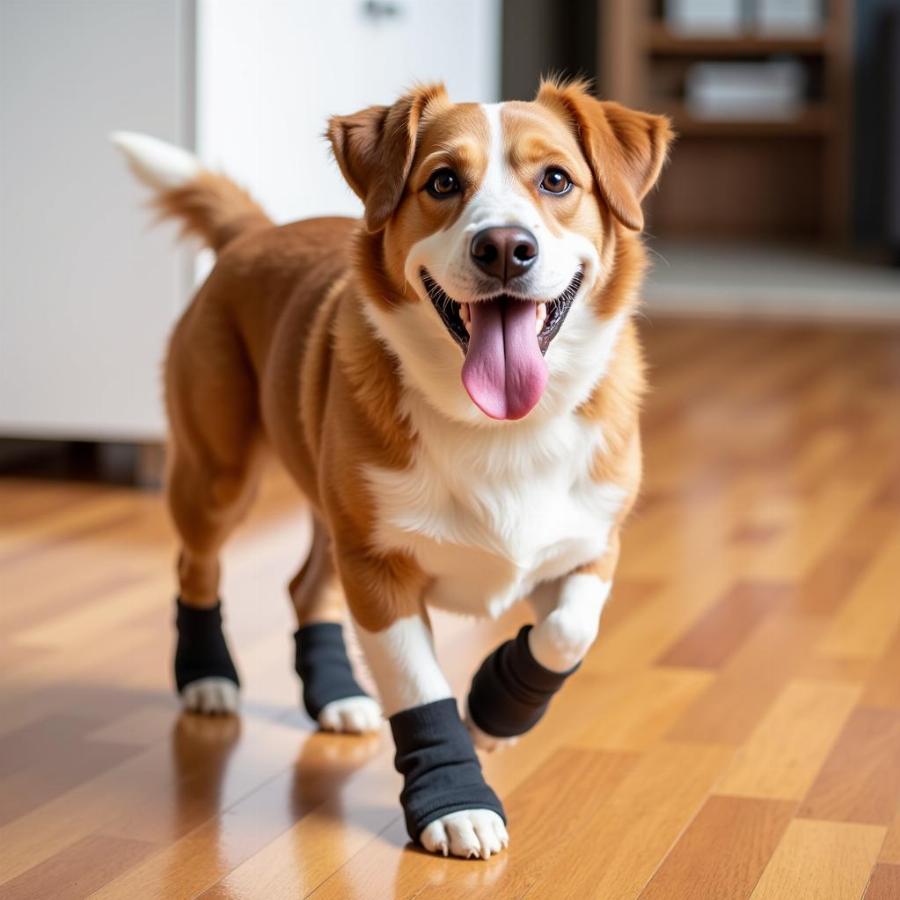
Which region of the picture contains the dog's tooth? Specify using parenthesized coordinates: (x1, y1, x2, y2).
(462, 303, 471, 331)
(536, 303, 547, 333)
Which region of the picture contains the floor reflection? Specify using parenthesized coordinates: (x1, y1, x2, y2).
(291, 729, 382, 821)
(170, 711, 242, 835)
(393, 839, 509, 895)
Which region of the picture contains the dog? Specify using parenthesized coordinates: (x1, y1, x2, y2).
(113, 78, 672, 860)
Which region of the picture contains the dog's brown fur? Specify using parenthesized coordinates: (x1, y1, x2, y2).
(159, 80, 671, 634)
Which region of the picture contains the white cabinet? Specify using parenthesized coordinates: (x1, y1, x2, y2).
(0, 0, 194, 441)
(197, 0, 501, 224)
(0, 0, 500, 442)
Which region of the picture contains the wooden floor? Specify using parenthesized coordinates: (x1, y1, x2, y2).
(2, 320, 900, 899)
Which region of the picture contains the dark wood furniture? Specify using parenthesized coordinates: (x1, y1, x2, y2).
(600, 0, 853, 242)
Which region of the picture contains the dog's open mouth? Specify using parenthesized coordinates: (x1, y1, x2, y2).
(420, 268, 583, 356)
(420, 267, 583, 421)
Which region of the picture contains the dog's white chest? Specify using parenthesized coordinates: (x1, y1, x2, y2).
(365, 410, 625, 617)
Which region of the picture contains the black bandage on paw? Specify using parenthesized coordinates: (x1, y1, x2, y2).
(389, 698, 506, 841)
(293, 622, 369, 720)
(174, 598, 240, 692)
(466, 624, 577, 739)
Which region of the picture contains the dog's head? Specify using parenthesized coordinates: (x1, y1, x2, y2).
(327, 80, 672, 424)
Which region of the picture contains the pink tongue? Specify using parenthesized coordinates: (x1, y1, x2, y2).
(461, 298, 548, 420)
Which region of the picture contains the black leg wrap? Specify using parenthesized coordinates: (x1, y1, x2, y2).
(389, 698, 506, 841)
(293, 622, 370, 720)
(174, 598, 240, 692)
(467, 624, 577, 739)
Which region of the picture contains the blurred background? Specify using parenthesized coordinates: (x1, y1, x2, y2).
(0, 0, 898, 471)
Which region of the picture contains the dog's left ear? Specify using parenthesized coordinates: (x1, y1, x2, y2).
(327, 83, 448, 233)
(536, 80, 674, 232)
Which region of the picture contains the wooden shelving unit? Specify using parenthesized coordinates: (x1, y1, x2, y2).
(645, 23, 828, 58)
(661, 102, 833, 138)
(600, 0, 853, 242)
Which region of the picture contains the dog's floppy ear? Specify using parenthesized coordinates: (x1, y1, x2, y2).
(536, 80, 673, 232)
(327, 83, 449, 233)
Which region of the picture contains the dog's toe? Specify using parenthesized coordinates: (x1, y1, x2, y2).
(473, 816, 504, 859)
(420, 818, 450, 857)
(317, 696, 382, 734)
(421, 810, 508, 860)
(181, 677, 239, 715)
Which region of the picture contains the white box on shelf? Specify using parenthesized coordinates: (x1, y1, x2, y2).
(685, 61, 807, 120)
(756, 0, 823, 35)
(666, 0, 743, 35)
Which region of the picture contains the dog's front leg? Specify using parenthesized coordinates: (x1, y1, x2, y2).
(465, 545, 617, 752)
(337, 549, 507, 859)
(355, 613, 508, 858)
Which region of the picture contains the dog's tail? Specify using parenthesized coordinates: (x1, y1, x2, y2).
(110, 132, 272, 252)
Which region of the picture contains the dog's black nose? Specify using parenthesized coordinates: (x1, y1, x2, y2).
(470, 227, 538, 285)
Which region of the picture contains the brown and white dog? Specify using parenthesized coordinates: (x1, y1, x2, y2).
(114, 79, 671, 859)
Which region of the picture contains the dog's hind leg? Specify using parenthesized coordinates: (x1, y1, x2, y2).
(165, 310, 263, 715)
(167, 450, 261, 714)
(288, 519, 381, 733)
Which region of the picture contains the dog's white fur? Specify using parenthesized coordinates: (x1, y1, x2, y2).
(110, 131, 201, 191)
(528, 572, 612, 672)
(354, 614, 451, 717)
(420, 808, 509, 859)
(364, 103, 623, 625)
(317, 696, 383, 734)
(181, 676, 239, 715)
(357, 104, 625, 849)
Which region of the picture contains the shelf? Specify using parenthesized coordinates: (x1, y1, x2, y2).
(646, 23, 827, 57)
(661, 103, 832, 137)
(601, 1, 852, 241)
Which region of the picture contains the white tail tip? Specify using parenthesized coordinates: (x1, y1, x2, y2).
(110, 131, 201, 191)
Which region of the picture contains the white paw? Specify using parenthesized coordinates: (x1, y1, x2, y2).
(181, 677, 239, 715)
(317, 696, 382, 734)
(421, 809, 509, 860)
(465, 711, 519, 753)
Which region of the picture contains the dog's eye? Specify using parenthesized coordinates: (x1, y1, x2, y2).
(540, 167, 572, 195)
(426, 168, 461, 198)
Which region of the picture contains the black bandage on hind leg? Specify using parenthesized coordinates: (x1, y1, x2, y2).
(293, 622, 370, 720)
(466, 624, 578, 739)
(174, 598, 240, 692)
(389, 698, 506, 841)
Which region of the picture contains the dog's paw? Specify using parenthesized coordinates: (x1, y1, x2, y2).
(317, 696, 382, 734)
(421, 809, 508, 860)
(181, 677, 239, 715)
(464, 712, 518, 753)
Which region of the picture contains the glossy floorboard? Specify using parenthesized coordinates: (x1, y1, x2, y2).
(2, 320, 899, 899)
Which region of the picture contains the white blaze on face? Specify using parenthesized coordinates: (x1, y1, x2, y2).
(367, 101, 612, 426)
(403, 103, 598, 316)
